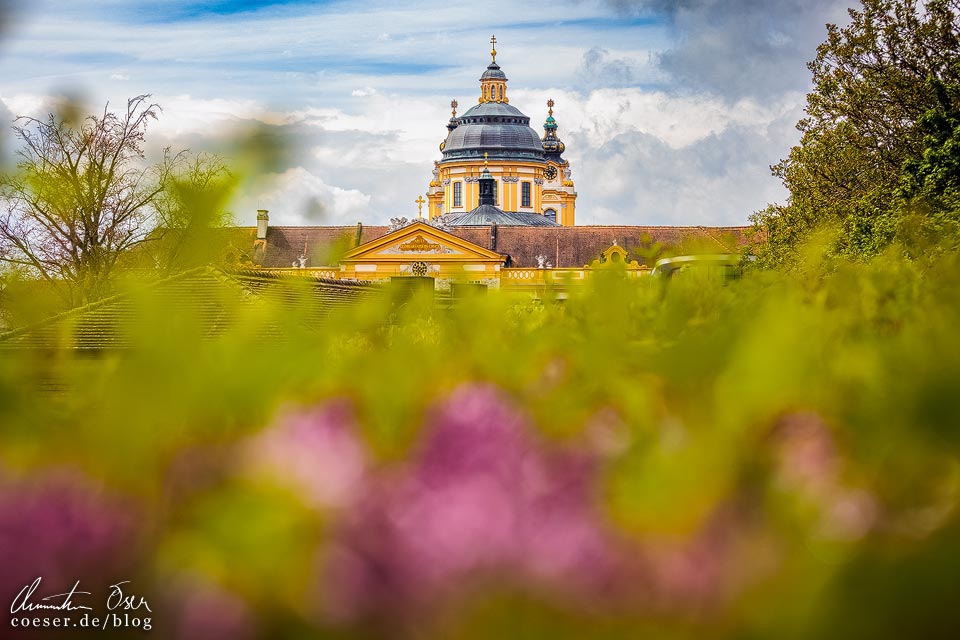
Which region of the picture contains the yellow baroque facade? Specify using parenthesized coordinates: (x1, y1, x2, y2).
(338, 221, 505, 287)
(225, 36, 753, 293)
(427, 36, 577, 226)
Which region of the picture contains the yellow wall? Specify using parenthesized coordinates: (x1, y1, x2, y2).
(437, 160, 547, 214)
(431, 159, 577, 226)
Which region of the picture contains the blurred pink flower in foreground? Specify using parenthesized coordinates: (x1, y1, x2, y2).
(246, 400, 368, 510)
(249, 385, 785, 629)
(169, 574, 257, 640)
(323, 384, 630, 621)
(0, 468, 139, 607)
(771, 412, 878, 540)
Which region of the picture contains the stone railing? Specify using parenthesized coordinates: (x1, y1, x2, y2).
(500, 268, 590, 286)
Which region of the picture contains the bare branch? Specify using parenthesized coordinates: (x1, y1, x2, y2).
(0, 95, 167, 306)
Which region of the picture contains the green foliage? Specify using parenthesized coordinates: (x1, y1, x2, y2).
(893, 79, 960, 259)
(2, 249, 960, 637)
(145, 152, 242, 273)
(901, 80, 960, 200)
(753, 0, 960, 267)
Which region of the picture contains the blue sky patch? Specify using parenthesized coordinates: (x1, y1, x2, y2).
(134, 0, 332, 22)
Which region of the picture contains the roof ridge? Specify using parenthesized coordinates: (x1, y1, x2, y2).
(696, 226, 741, 252)
(0, 265, 231, 341)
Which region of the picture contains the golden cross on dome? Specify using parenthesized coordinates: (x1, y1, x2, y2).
(415, 195, 426, 218)
(490, 34, 497, 62)
(547, 98, 554, 117)
(483, 151, 489, 167)
(451, 99, 458, 117)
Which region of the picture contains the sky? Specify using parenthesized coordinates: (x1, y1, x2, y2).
(0, 0, 852, 227)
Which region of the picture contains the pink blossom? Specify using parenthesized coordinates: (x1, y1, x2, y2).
(246, 400, 367, 510)
(170, 575, 256, 640)
(771, 412, 879, 540)
(0, 468, 139, 609)
(772, 411, 839, 494)
(324, 384, 628, 621)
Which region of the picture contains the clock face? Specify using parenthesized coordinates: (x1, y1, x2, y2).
(544, 165, 558, 180)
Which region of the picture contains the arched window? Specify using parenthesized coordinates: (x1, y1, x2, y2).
(544, 208, 557, 222)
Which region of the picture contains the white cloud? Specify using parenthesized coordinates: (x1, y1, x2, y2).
(236, 167, 374, 227)
(0, 93, 51, 119)
(0, 0, 839, 228)
(149, 95, 272, 137)
(511, 87, 804, 150)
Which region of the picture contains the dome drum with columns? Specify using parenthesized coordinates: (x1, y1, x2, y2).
(427, 36, 577, 226)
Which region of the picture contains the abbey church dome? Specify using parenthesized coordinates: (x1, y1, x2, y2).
(441, 99, 546, 162)
(426, 36, 578, 226)
(439, 59, 546, 163)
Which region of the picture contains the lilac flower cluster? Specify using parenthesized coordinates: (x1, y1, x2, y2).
(246, 399, 367, 511)
(322, 384, 629, 621)
(0, 468, 139, 606)
(243, 388, 876, 630)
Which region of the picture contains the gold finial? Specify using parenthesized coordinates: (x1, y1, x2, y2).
(415, 195, 426, 218)
(490, 34, 497, 63)
(547, 98, 554, 117)
(483, 151, 489, 167)
(451, 99, 458, 117)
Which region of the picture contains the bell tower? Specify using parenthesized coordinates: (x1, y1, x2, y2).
(479, 35, 509, 104)
(540, 98, 577, 225)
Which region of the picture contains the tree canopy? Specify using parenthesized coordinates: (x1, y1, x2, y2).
(147, 152, 239, 274)
(0, 96, 168, 306)
(753, 0, 960, 267)
(0, 96, 242, 316)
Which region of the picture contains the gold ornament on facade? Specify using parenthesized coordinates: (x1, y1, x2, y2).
(400, 235, 442, 253)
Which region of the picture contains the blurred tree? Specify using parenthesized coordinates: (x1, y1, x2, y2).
(146, 152, 241, 274)
(0, 95, 170, 306)
(753, 0, 960, 267)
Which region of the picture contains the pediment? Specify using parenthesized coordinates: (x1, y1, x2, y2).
(371, 234, 466, 256)
(343, 222, 504, 263)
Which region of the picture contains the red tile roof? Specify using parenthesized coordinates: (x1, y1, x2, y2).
(0, 266, 379, 350)
(253, 224, 752, 269)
